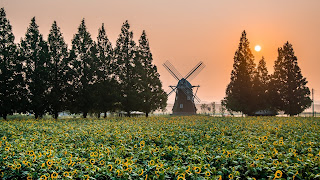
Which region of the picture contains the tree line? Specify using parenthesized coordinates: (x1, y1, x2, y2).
(224, 31, 312, 116)
(0, 8, 167, 120)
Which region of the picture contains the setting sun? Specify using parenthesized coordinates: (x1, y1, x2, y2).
(255, 45, 261, 52)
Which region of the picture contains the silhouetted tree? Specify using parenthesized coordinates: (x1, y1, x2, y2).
(271, 42, 311, 116)
(20, 17, 50, 119)
(114, 20, 140, 117)
(224, 31, 256, 115)
(136, 30, 167, 117)
(211, 102, 215, 115)
(92, 23, 119, 118)
(220, 100, 226, 117)
(252, 57, 270, 112)
(200, 104, 208, 114)
(47, 21, 70, 119)
(0, 8, 25, 120)
(69, 19, 96, 118)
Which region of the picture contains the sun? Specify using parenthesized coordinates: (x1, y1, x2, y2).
(255, 45, 261, 52)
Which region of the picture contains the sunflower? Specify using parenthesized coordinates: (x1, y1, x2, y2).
(138, 169, 144, 176)
(107, 164, 113, 171)
(115, 159, 121, 164)
(194, 167, 201, 174)
(148, 160, 155, 166)
(51, 172, 58, 179)
(90, 159, 95, 165)
(63, 171, 70, 177)
(274, 170, 282, 178)
(40, 175, 47, 180)
(99, 160, 105, 166)
(46, 159, 53, 166)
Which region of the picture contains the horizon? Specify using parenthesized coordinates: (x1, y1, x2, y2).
(2, 0, 320, 104)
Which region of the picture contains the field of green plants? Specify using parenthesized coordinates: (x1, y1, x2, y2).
(1, 116, 320, 179)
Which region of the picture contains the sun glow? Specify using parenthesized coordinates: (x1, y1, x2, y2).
(255, 45, 261, 52)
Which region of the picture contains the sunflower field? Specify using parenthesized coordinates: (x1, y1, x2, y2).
(0, 116, 320, 179)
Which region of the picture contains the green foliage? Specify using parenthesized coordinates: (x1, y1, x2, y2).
(0, 8, 24, 120)
(225, 32, 311, 116)
(224, 31, 256, 115)
(91, 23, 119, 117)
(47, 21, 70, 119)
(0, 11, 170, 118)
(114, 20, 140, 116)
(1, 116, 320, 179)
(271, 42, 312, 116)
(252, 57, 271, 112)
(20, 17, 50, 119)
(69, 19, 96, 118)
(136, 30, 167, 117)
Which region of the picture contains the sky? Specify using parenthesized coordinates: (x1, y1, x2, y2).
(2, 0, 320, 104)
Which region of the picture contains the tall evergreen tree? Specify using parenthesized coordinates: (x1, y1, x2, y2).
(224, 31, 256, 115)
(47, 21, 70, 119)
(69, 19, 96, 118)
(136, 30, 167, 117)
(0, 8, 25, 120)
(271, 42, 311, 116)
(92, 23, 119, 118)
(252, 57, 270, 112)
(20, 17, 50, 119)
(114, 20, 140, 117)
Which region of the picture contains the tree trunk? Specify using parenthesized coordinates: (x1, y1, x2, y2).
(35, 113, 39, 119)
(3, 113, 7, 120)
(54, 111, 58, 120)
(83, 112, 87, 118)
(127, 111, 131, 117)
(146, 112, 149, 117)
(97, 113, 100, 118)
(104, 112, 107, 118)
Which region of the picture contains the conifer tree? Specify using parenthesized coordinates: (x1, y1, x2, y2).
(92, 23, 118, 118)
(20, 17, 50, 119)
(47, 21, 70, 119)
(0, 8, 25, 120)
(69, 19, 96, 118)
(252, 57, 270, 112)
(271, 42, 311, 116)
(114, 20, 140, 117)
(136, 30, 167, 117)
(224, 31, 256, 115)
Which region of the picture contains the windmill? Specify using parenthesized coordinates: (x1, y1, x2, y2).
(163, 61, 205, 115)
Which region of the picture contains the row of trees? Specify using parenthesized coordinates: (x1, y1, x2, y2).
(0, 8, 167, 119)
(224, 31, 311, 116)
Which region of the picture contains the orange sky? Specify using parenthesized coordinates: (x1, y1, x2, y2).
(2, 0, 320, 104)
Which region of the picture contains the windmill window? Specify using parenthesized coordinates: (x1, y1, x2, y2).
(180, 104, 183, 108)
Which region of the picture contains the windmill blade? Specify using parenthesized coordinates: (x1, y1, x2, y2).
(184, 62, 201, 80)
(163, 63, 179, 81)
(185, 86, 201, 103)
(184, 61, 205, 81)
(187, 64, 206, 82)
(180, 87, 201, 103)
(167, 86, 177, 96)
(163, 61, 183, 80)
(164, 61, 183, 80)
(193, 94, 201, 103)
